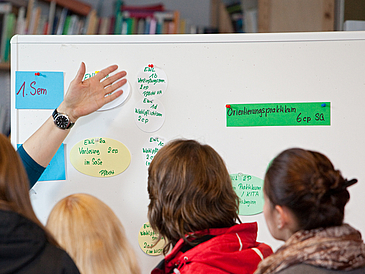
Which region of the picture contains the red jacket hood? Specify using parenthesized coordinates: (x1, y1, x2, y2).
(152, 222, 273, 274)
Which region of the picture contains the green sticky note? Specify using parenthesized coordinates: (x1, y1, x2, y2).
(226, 102, 330, 127)
(231, 173, 264, 216)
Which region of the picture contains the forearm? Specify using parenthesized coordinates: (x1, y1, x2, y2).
(22, 63, 126, 168)
(17, 144, 45, 188)
(22, 115, 70, 168)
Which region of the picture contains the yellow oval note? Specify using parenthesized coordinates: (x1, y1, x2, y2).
(138, 222, 165, 256)
(70, 137, 131, 177)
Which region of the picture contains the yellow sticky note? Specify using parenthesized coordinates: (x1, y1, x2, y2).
(138, 222, 165, 256)
(70, 137, 131, 177)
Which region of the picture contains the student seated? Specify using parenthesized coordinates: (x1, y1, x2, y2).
(46, 193, 141, 274)
(0, 133, 79, 273)
(255, 148, 365, 274)
(147, 139, 273, 274)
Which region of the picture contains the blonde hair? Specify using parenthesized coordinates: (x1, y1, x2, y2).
(46, 193, 140, 274)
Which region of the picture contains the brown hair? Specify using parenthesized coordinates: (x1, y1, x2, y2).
(46, 193, 140, 274)
(0, 133, 58, 246)
(147, 139, 239, 254)
(264, 148, 353, 231)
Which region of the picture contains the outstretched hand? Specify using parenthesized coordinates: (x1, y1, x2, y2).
(58, 62, 127, 122)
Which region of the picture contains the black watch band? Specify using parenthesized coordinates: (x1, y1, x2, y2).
(52, 108, 75, 130)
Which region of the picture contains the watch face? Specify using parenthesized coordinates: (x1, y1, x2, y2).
(54, 115, 69, 129)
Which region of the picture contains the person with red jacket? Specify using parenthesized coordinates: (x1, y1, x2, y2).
(147, 139, 273, 274)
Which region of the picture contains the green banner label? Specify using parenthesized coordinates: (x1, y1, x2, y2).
(226, 102, 330, 127)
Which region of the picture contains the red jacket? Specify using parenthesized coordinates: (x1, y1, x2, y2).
(151, 222, 273, 274)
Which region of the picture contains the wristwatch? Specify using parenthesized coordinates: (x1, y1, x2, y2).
(52, 108, 75, 130)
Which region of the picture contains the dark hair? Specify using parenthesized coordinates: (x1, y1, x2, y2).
(147, 139, 239, 254)
(264, 148, 355, 231)
(0, 134, 59, 247)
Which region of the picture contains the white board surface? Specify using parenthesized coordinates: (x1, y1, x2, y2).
(11, 32, 365, 273)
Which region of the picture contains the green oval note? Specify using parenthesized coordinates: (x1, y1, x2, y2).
(230, 173, 264, 216)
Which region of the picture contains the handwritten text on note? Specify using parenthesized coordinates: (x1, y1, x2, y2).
(15, 71, 64, 109)
(226, 102, 331, 127)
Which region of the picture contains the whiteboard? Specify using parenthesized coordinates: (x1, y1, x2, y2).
(11, 32, 365, 273)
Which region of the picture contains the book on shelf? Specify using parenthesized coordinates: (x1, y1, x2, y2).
(84, 9, 97, 35)
(112, 3, 185, 35)
(62, 13, 71, 34)
(0, 0, 26, 63)
(225, 1, 244, 33)
(62, 13, 81, 35)
(15, 6, 26, 34)
(47, 0, 56, 34)
(25, 0, 34, 33)
(98, 17, 110, 35)
(55, 7, 68, 35)
(113, 11, 122, 34)
(1, 12, 15, 62)
(28, 6, 41, 34)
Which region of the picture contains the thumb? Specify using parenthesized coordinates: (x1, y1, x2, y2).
(74, 62, 86, 83)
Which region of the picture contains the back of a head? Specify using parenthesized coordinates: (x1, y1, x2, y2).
(264, 148, 354, 230)
(0, 133, 33, 215)
(0, 134, 58, 245)
(147, 139, 239, 253)
(46, 193, 140, 274)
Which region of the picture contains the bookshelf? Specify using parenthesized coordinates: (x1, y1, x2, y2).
(0, 1, 196, 70)
(0, 0, 92, 70)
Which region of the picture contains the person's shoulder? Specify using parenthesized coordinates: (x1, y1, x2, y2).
(36, 243, 80, 274)
(14, 241, 80, 274)
(278, 264, 365, 274)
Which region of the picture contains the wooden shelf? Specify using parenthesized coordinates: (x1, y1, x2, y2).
(42, 0, 92, 16)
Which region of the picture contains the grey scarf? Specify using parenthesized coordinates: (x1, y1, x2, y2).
(254, 224, 365, 274)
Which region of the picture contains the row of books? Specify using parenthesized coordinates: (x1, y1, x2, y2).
(84, 3, 199, 35)
(0, 1, 202, 63)
(88, 10, 196, 35)
(16, 1, 198, 35)
(0, 1, 24, 63)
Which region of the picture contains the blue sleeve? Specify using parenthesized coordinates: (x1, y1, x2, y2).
(17, 145, 45, 189)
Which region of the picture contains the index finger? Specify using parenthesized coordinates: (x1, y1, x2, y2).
(94, 64, 119, 81)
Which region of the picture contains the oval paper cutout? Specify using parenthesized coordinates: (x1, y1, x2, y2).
(141, 136, 165, 168)
(230, 173, 264, 216)
(98, 80, 131, 111)
(134, 98, 165, 132)
(138, 222, 165, 256)
(137, 64, 168, 99)
(70, 137, 131, 178)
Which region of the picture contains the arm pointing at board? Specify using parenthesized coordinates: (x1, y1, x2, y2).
(18, 62, 127, 188)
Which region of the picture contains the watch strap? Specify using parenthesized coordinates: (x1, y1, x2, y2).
(52, 108, 75, 129)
